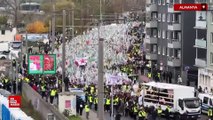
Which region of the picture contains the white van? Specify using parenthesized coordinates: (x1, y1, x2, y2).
(198, 93, 213, 114)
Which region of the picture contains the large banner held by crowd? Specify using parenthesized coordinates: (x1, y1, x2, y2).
(28, 54, 56, 74)
(105, 73, 131, 85)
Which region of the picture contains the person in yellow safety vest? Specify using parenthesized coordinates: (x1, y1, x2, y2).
(148, 73, 152, 79)
(94, 97, 98, 111)
(41, 85, 46, 99)
(158, 72, 161, 81)
(165, 105, 171, 120)
(88, 95, 93, 108)
(85, 104, 90, 119)
(105, 97, 111, 112)
(138, 108, 147, 120)
(157, 106, 163, 118)
(208, 107, 213, 120)
(90, 86, 95, 94)
(113, 96, 119, 113)
(133, 105, 138, 120)
(50, 88, 57, 104)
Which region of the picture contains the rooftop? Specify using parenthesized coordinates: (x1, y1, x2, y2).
(143, 82, 194, 90)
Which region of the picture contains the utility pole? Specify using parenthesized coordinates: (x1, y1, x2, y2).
(72, 9, 75, 39)
(25, 31, 28, 54)
(62, 10, 66, 93)
(52, 2, 56, 52)
(98, 0, 104, 119)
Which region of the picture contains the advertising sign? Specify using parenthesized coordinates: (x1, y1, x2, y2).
(65, 100, 71, 109)
(28, 55, 43, 74)
(43, 54, 56, 74)
(8, 96, 21, 108)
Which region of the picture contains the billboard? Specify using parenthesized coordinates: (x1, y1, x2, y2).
(28, 55, 43, 74)
(28, 54, 56, 74)
(43, 54, 56, 74)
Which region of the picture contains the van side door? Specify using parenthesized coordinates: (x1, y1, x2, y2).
(202, 97, 209, 112)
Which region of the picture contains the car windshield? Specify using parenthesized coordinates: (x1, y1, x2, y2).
(184, 99, 200, 109)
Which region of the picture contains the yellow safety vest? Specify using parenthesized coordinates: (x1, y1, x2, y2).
(50, 90, 57, 96)
(166, 106, 171, 112)
(94, 98, 98, 104)
(85, 105, 90, 112)
(90, 87, 95, 93)
(208, 109, 213, 117)
(158, 108, 162, 114)
(106, 99, 111, 105)
(148, 73, 151, 78)
(41, 86, 46, 91)
(133, 107, 138, 113)
(89, 96, 93, 103)
(138, 111, 143, 117)
(114, 97, 119, 105)
(158, 73, 160, 78)
(5, 79, 8, 83)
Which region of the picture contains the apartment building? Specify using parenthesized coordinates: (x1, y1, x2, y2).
(198, 0, 213, 91)
(145, 0, 196, 81)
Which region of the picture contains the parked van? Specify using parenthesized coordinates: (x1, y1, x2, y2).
(198, 93, 213, 114)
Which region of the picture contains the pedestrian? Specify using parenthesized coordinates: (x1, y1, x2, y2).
(208, 107, 213, 120)
(79, 101, 84, 115)
(177, 75, 182, 85)
(50, 88, 57, 104)
(85, 103, 90, 119)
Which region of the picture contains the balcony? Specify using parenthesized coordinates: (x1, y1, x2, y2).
(146, 20, 157, 28)
(168, 22, 181, 31)
(146, 4, 157, 12)
(195, 58, 206, 67)
(167, 39, 181, 48)
(167, 58, 181, 67)
(144, 36, 157, 44)
(168, 4, 181, 13)
(146, 53, 157, 60)
(194, 39, 206, 49)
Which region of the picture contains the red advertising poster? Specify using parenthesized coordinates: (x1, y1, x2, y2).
(43, 54, 56, 74)
(8, 96, 21, 108)
(65, 100, 71, 109)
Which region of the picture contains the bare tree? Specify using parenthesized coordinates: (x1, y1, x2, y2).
(0, 0, 21, 26)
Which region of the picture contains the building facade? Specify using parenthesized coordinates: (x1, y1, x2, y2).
(0, 28, 17, 42)
(198, 0, 213, 91)
(145, 0, 196, 82)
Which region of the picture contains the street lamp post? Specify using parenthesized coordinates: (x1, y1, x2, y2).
(62, 10, 66, 93)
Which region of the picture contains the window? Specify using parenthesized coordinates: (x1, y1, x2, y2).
(158, 0, 161, 5)
(162, 30, 166, 39)
(167, 48, 170, 56)
(158, 13, 162, 21)
(163, 47, 166, 55)
(162, 14, 166, 22)
(167, 31, 170, 39)
(210, 52, 213, 65)
(162, 0, 166, 5)
(177, 50, 181, 58)
(203, 97, 209, 104)
(1, 30, 5, 35)
(158, 30, 161, 38)
(158, 46, 161, 54)
(153, 45, 157, 53)
(167, 14, 170, 22)
(211, 33, 213, 43)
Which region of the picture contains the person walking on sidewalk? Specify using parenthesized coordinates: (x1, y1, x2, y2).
(85, 103, 90, 119)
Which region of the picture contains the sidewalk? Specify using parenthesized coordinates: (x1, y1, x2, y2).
(80, 110, 98, 120)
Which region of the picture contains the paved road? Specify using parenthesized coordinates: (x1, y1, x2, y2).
(80, 110, 208, 120)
